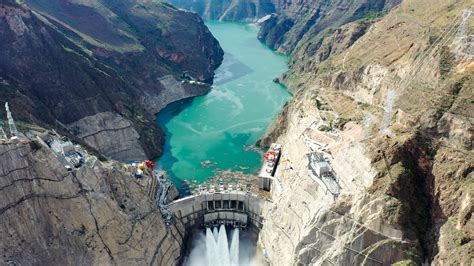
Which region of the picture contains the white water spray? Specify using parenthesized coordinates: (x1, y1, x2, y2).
(186, 225, 262, 266)
(213, 227, 219, 241)
(230, 228, 240, 265)
(206, 228, 218, 265)
(217, 225, 231, 265)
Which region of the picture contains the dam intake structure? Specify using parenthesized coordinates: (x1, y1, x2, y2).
(154, 144, 284, 230)
(152, 144, 285, 265)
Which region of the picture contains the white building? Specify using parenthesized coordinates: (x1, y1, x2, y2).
(60, 141, 75, 154)
(315, 161, 331, 177)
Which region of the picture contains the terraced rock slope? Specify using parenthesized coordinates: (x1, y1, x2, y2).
(257, 0, 473, 264)
(0, 0, 223, 161)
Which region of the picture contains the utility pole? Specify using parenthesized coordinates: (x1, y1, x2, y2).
(5, 102, 18, 137)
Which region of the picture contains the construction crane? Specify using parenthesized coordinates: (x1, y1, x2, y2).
(5, 102, 18, 137)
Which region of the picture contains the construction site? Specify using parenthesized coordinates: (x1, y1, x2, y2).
(0, 93, 351, 232)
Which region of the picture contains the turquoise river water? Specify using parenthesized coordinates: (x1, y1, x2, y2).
(156, 21, 291, 193)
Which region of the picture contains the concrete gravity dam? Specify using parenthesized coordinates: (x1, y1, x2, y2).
(169, 187, 270, 265)
(154, 154, 276, 265)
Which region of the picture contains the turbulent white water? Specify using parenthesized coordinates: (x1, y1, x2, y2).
(217, 225, 232, 265)
(186, 225, 262, 266)
(230, 228, 239, 265)
(213, 227, 219, 241)
(206, 228, 218, 265)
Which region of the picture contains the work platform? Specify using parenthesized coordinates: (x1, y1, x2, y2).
(258, 143, 282, 191)
(307, 152, 341, 196)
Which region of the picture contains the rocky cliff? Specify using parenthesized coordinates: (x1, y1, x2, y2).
(0, 0, 223, 161)
(0, 137, 185, 265)
(167, 0, 278, 22)
(258, 0, 473, 264)
(258, 0, 400, 54)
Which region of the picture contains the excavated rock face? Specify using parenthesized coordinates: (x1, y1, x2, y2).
(258, 0, 473, 264)
(0, 139, 185, 265)
(167, 0, 279, 22)
(259, 88, 421, 265)
(67, 112, 148, 162)
(0, 0, 224, 161)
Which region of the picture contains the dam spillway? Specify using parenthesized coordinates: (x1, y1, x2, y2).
(168, 189, 268, 229)
(163, 144, 281, 229)
(165, 184, 270, 265)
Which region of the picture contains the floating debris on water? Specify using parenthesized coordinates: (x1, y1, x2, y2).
(188, 168, 263, 195)
(200, 160, 218, 168)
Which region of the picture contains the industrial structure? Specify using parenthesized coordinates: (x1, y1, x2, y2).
(39, 132, 86, 170)
(258, 143, 282, 191)
(307, 152, 341, 196)
(168, 189, 267, 229)
(156, 145, 283, 229)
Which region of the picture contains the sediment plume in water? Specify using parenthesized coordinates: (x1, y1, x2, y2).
(185, 225, 262, 266)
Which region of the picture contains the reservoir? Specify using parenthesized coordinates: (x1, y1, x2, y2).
(156, 21, 290, 193)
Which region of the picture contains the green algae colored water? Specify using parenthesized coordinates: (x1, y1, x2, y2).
(156, 21, 290, 193)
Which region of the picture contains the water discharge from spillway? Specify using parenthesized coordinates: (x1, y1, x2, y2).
(230, 227, 239, 265)
(186, 225, 262, 266)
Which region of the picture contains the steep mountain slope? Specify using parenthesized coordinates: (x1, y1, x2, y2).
(258, 0, 473, 264)
(167, 0, 278, 21)
(0, 137, 185, 265)
(258, 0, 401, 54)
(0, 0, 223, 161)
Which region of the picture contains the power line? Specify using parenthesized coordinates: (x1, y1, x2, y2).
(378, 8, 470, 133)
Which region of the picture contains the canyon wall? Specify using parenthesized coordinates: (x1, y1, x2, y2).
(259, 0, 473, 264)
(167, 0, 278, 22)
(258, 0, 401, 54)
(0, 138, 185, 265)
(0, 0, 223, 161)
